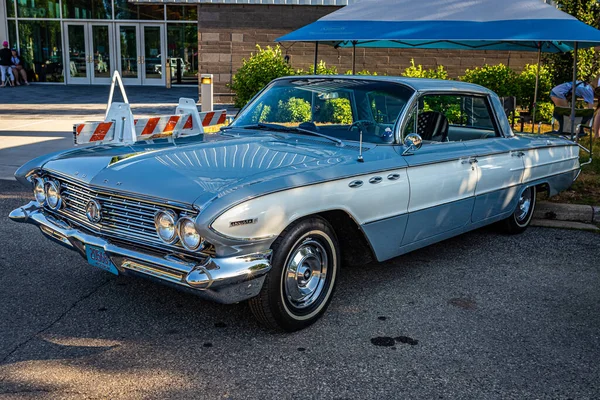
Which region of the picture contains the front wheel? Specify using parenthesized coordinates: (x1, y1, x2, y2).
(498, 186, 537, 234)
(249, 217, 340, 331)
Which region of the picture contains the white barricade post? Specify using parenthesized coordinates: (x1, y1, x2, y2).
(73, 73, 226, 146)
(176, 97, 204, 136)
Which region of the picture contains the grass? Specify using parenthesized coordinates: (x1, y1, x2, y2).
(515, 122, 600, 206)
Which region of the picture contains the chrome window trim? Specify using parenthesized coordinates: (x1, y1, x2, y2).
(398, 90, 508, 143)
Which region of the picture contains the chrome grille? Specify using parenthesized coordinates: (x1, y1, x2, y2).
(49, 175, 194, 250)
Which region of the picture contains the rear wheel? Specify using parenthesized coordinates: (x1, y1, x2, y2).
(249, 217, 339, 331)
(498, 186, 536, 234)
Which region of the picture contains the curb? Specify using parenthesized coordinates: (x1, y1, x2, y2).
(533, 201, 598, 224)
(531, 219, 600, 232)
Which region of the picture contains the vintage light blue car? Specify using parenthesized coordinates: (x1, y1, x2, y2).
(9, 76, 581, 331)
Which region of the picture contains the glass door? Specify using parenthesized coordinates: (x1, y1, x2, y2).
(65, 23, 113, 85)
(65, 23, 90, 84)
(141, 24, 165, 86)
(117, 24, 141, 85)
(89, 24, 113, 85)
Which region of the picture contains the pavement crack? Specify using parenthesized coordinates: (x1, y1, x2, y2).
(0, 279, 111, 365)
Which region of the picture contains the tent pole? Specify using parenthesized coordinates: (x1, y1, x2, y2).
(352, 41, 357, 75)
(314, 42, 319, 74)
(531, 44, 542, 133)
(570, 42, 579, 140)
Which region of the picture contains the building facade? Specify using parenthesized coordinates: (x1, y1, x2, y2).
(1, 0, 537, 102)
(1, 0, 199, 86)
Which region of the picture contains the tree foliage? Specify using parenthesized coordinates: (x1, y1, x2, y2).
(461, 64, 517, 97)
(402, 59, 448, 79)
(229, 45, 294, 108)
(543, 0, 600, 86)
(515, 64, 553, 109)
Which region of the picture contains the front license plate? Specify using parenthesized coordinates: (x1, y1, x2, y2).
(86, 245, 119, 275)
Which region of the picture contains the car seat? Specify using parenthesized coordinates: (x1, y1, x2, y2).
(417, 111, 449, 142)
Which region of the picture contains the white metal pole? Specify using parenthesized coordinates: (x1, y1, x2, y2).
(531, 45, 542, 132)
(570, 42, 579, 140)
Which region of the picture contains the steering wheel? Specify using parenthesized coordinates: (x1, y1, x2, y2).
(348, 120, 376, 132)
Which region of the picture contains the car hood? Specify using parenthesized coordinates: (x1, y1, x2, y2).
(39, 134, 348, 206)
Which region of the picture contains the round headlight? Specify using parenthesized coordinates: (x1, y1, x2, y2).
(33, 177, 46, 205)
(44, 180, 61, 210)
(177, 217, 204, 251)
(154, 210, 178, 244)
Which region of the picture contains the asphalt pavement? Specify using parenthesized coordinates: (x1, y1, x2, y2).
(1, 179, 599, 399)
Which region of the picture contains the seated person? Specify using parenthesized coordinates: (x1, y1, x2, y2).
(550, 80, 594, 109)
(11, 50, 29, 86)
(0, 41, 14, 87)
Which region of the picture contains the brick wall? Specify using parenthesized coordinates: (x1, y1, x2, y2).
(197, 4, 538, 103)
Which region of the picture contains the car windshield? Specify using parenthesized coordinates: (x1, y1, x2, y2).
(231, 78, 414, 144)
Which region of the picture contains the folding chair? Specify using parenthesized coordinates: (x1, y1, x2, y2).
(547, 106, 594, 140)
(545, 106, 595, 166)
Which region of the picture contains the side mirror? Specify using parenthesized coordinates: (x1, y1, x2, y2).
(402, 133, 423, 155)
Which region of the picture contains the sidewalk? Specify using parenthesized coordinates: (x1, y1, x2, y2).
(0, 84, 236, 119)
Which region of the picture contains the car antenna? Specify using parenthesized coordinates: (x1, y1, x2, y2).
(357, 129, 364, 163)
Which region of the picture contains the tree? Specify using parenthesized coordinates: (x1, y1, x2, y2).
(543, 0, 600, 86)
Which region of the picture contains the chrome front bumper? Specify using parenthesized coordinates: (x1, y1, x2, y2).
(9, 202, 272, 304)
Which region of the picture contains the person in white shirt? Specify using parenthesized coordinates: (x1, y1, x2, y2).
(10, 50, 29, 86)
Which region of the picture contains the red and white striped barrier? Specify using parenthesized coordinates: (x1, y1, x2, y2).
(73, 100, 227, 145)
(73, 121, 115, 144)
(200, 110, 227, 127)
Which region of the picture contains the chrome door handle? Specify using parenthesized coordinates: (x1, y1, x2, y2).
(461, 157, 478, 165)
(511, 151, 525, 157)
(369, 176, 383, 184)
(348, 180, 363, 188)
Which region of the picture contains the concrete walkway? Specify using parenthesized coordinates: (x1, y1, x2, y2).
(0, 84, 234, 119)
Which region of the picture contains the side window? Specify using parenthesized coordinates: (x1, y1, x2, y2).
(405, 94, 500, 142)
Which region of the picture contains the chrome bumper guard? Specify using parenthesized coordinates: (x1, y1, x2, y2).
(9, 202, 272, 304)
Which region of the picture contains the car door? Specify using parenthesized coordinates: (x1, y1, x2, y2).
(401, 142, 478, 244)
(399, 95, 478, 245)
(455, 95, 525, 223)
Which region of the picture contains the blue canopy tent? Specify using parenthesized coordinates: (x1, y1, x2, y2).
(276, 0, 600, 134)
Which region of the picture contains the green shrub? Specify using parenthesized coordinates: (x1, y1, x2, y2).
(275, 97, 311, 123)
(229, 45, 294, 108)
(250, 104, 272, 123)
(315, 61, 338, 75)
(423, 97, 464, 124)
(320, 98, 353, 124)
(402, 59, 448, 79)
(534, 101, 554, 123)
(460, 64, 518, 97)
(345, 69, 378, 76)
(297, 60, 338, 75)
(515, 64, 553, 109)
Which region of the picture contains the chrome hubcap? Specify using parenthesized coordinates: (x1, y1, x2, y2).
(515, 188, 532, 222)
(284, 239, 328, 310)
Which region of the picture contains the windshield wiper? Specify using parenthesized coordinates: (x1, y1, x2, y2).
(294, 122, 344, 147)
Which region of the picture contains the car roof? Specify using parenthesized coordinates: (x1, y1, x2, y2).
(274, 75, 495, 95)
